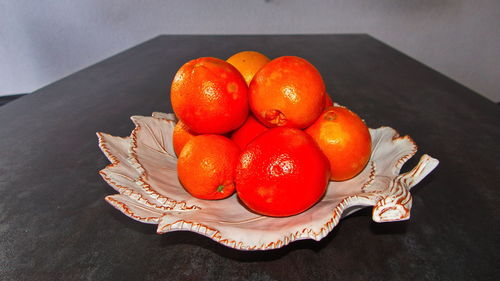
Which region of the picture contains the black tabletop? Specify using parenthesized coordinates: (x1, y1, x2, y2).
(1, 35, 498, 281)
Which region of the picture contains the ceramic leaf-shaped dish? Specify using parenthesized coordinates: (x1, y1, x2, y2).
(97, 112, 438, 250)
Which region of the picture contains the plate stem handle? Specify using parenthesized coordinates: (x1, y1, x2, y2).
(372, 154, 439, 222)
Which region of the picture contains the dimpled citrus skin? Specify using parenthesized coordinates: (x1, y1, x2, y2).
(172, 120, 196, 156)
(305, 105, 372, 181)
(226, 51, 271, 86)
(235, 127, 331, 217)
(177, 135, 241, 200)
(248, 56, 326, 129)
(170, 57, 249, 134)
(230, 115, 269, 150)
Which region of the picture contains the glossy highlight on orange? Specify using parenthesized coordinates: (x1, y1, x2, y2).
(177, 135, 241, 200)
(170, 57, 249, 134)
(236, 127, 330, 216)
(226, 51, 271, 86)
(248, 56, 326, 129)
(306, 105, 372, 181)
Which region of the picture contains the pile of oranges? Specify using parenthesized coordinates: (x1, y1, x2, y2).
(171, 51, 371, 217)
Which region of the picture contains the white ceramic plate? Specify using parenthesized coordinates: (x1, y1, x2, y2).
(97, 112, 438, 250)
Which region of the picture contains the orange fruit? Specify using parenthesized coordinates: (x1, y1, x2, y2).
(177, 135, 241, 199)
(230, 115, 269, 150)
(248, 56, 326, 129)
(324, 93, 333, 109)
(226, 51, 271, 86)
(235, 127, 330, 217)
(172, 120, 196, 156)
(170, 57, 249, 134)
(305, 105, 372, 181)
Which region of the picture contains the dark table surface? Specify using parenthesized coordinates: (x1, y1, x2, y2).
(1, 35, 499, 281)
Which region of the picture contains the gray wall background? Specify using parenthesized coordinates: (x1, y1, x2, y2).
(1, 0, 499, 102)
